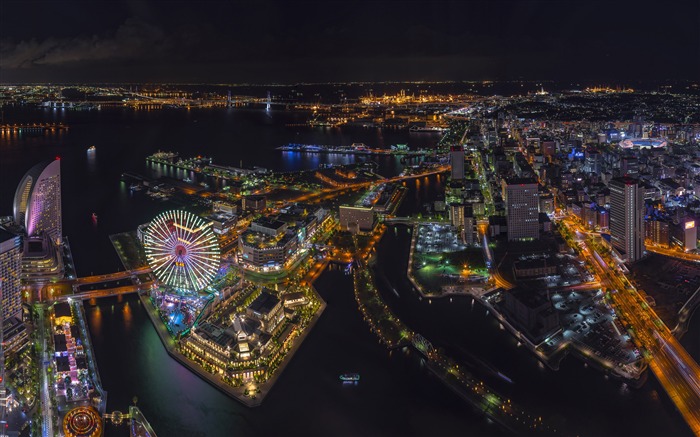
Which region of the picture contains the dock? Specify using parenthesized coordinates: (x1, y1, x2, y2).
(0, 122, 69, 133)
(277, 143, 432, 157)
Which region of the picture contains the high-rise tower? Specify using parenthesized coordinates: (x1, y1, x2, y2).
(0, 228, 22, 321)
(609, 177, 645, 262)
(450, 145, 465, 181)
(13, 159, 62, 245)
(503, 178, 540, 241)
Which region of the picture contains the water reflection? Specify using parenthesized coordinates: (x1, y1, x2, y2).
(89, 305, 101, 337)
(123, 301, 132, 330)
(86, 148, 97, 174)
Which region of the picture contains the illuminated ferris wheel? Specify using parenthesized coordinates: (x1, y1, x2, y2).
(144, 210, 221, 291)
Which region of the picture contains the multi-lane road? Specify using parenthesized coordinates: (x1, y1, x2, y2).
(646, 243, 700, 263)
(36, 307, 54, 437)
(563, 217, 700, 435)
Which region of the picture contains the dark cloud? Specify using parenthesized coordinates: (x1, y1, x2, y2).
(1, 18, 176, 69)
(0, 0, 698, 83)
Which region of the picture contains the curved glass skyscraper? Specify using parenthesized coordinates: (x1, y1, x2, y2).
(13, 159, 62, 245)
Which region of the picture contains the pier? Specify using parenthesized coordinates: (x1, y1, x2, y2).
(0, 122, 69, 134)
(146, 153, 212, 171)
(277, 143, 432, 157)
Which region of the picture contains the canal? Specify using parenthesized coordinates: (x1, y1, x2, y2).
(85, 268, 503, 437)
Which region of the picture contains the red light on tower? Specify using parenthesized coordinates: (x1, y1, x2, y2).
(55, 156, 61, 160)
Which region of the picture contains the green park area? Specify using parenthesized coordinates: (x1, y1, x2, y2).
(110, 231, 149, 270)
(412, 248, 487, 293)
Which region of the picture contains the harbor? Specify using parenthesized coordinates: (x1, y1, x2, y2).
(277, 143, 432, 157)
(0, 122, 69, 134)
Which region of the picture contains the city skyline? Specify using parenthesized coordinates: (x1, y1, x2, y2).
(2, 82, 700, 436)
(2, 2, 700, 436)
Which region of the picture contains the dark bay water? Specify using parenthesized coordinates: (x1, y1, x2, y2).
(374, 225, 692, 437)
(0, 106, 437, 276)
(86, 273, 503, 437)
(0, 106, 695, 436)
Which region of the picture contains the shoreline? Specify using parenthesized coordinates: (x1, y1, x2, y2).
(400, 222, 647, 385)
(139, 286, 326, 407)
(472, 290, 647, 385)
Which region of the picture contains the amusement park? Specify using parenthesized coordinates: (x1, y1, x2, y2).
(143, 210, 224, 336)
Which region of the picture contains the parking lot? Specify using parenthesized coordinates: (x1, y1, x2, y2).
(414, 223, 467, 254)
(411, 224, 488, 294)
(551, 290, 639, 365)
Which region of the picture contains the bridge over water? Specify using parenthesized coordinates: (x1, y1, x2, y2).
(35, 266, 153, 302)
(104, 405, 158, 437)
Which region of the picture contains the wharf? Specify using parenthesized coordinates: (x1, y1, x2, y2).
(146, 153, 261, 181)
(129, 405, 159, 437)
(278, 143, 431, 157)
(146, 154, 211, 171)
(0, 122, 68, 133)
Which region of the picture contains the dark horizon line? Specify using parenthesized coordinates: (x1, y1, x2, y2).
(0, 79, 697, 87)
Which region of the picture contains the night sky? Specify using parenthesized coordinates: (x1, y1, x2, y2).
(1, 0, 698, 84)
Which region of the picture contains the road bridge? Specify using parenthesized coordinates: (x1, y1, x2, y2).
(34, 267, 153, 302)
(71, 266, 152, 286)
(54, 282, 156, 302)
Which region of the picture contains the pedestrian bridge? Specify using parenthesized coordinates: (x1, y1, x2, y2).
(411, 333, 435, 357)
(104, 405, 159, 437)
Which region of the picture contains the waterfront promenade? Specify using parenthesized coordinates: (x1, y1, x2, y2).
(139, 285, 326, 407)
(351, 234, 557, 434)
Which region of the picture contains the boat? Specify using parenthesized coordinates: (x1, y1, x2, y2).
(339, 373, 360, 382)
(87, 145, 96, 152)
(302, 145, 324, 152)
(496, 371, 514, 384)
